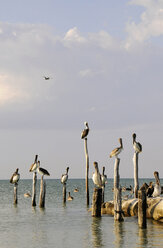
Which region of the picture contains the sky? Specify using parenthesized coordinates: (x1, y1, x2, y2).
(0, 0, 163, 179)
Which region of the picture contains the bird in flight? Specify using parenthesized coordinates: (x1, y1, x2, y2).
(43, 76, 51, 80)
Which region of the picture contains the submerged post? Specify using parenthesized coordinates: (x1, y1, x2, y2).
(114, 158, 123, 221)
(84, 138, 89, 206)
(39, 175, 46, 208)
(133, 152, 139, 198)
(92, 188, 102, 217)
(63, 183, 66, 204)
(138, 189, 147, 229)
(32, 172, 37, 206)
(14, 184, 18, 205)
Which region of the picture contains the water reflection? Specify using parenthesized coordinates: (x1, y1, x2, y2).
(138, 228, 148, 247)
(91, 217, 103, 247)
(113, 221, 124, 248)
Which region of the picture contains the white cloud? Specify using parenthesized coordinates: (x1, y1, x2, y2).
(125, 0, 163, 49)
(63, 27, 87, 47)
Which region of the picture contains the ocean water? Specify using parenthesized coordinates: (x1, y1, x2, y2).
(0, 178, 163, 248)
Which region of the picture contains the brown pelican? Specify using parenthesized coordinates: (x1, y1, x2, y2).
(81, 122, 89, 139)
(24, 192, 31, 198)
(37, 161, 50, 176)
(101, 167, 107, 186)
(92, 162, 102, 188)
(132, 133, 142, 153)
(10, 168, 20, 184)
(29, 154, 38, 172)
(67, 192, 73, 200)
(146, 182, 154, 197)
(61, 167, 69, 184)
(110, 138, 123, 158)
(153, 171, 161, 197)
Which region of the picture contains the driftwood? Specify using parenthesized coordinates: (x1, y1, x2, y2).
(102, 197, 163, 222)
(138, 189, 147, 228)
(133, 152, 139, 198)
(63, 183, 66, 204)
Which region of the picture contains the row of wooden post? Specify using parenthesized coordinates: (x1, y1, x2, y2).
(91, 152, 147, 229)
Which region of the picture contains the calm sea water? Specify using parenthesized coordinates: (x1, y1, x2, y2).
(0, 178, 163, 248)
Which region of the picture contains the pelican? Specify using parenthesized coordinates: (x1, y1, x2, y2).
(132, 133, 142, 153)
(153, 171, 161, 197)
(146, 182, 154, 197)
(101, 166, 107, 186)
(37, 161, 50, 176)
(81, 122, 89, 139)
(110, 138, 123, 158)
(92, 162, 102, 188)
(74, 188, 79, 192)
(61, 167, 69, 184)
(67, 192, 73, 201)
(24, 192, 31, 198)
(10, 168, 20, 184)
(29, 154, 38, 172)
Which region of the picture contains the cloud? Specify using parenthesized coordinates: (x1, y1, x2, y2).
(125, 0, 163, 49)
(63, 27, 87, 47)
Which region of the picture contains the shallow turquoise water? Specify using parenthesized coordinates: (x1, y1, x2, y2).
(0, 178, 163, 248)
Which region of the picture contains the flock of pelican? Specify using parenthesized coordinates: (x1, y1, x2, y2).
(9, 122, 162, 200)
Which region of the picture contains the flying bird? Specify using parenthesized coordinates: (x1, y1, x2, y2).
(132, 133, 142, 153)
(81, 122, 89, 139)
(43, 76, 52, 80)
(92, 162, 102, 188)
(10, 168, 20, 184)
(37, 161, 50, 177)
(61, 167, 69, 184)
(110, 138, 123, 158)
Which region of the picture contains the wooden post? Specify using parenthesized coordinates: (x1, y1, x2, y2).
(39, 176, 46, 208)
(14, 184, 18, 205)
(114, 158, 120, 189)
(138, 189, 147, 229)
(133, 152, 139, 198)
(114, 158, 123, 221)
(114, 188, 123, 221)
(63, 183, 66, 204)
(32, 172, 37, 207)
(84, 138, 89, 206)
(92, 188, 102, 217)
(102, 186, 105, 204)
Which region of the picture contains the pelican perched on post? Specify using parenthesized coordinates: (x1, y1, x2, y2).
(153, 171, 161, 197)
(132, 133, 142, 153)
(110, 138, 123, 158)
(29, 154, 38, 172)
(81, 122, 89, 139)
(10, 168, 20, 184)
(92, 162, 102, 188)
(37, 161, 50, 177)
(101, 166, 107, 186)
(61, 167, 69, 184)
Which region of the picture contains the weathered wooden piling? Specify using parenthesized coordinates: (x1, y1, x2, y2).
(133, 152, 139, 198)
(63, 183, 66, 204)
(14, 184, 18, 205)
(39, 175, 46, 208)
(114, 158, 123, 221)
(92, 188, 102, 217)
(138, 189, 147, 229)
(84, 138, 89, 206)
(114, 158, 120, 189)
(32, 172, 37, 207)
